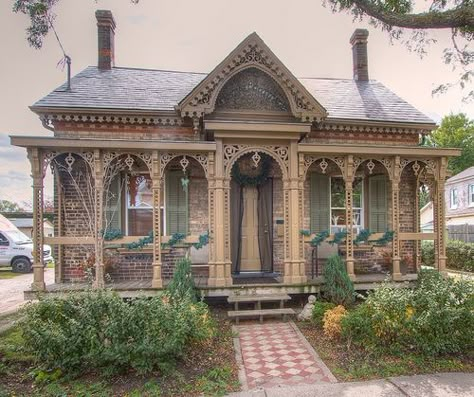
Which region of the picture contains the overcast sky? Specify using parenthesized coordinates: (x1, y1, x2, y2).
(0, 0, 472, 205)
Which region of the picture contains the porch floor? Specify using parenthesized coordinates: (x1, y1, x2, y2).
(25, 273, 417, 299)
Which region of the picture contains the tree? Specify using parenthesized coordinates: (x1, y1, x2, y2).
(427, 113, 474, 175)
(0, 200, 24, 212)
(325, 0, 473, 100)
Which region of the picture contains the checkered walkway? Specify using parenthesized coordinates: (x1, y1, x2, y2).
(235, 322, 336, 389)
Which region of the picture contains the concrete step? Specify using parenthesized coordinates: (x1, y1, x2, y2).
(228, 308, 296, 324)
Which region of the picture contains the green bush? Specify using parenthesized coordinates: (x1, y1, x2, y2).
(323, 255, 355, 306)
(167, 257, 198, 302)
(311, 301, 336, 327)
(20, 289, 214, 375)
(422, 240, 474, 272)
(341, 269, 474, 355)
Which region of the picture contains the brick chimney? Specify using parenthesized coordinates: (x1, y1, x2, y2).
(350, 29, 369, 81)
(96, 10, 116, 70)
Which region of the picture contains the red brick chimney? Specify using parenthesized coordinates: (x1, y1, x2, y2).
(96, 10, 116, 70)
(350, 29, 369, 81)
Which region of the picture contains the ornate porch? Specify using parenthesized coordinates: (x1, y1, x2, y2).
(12, 134, 457, 297)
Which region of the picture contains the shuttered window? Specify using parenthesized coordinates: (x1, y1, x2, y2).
(165, 171, 189, 235)
(310, 173, 330, 233)
(104, 175, 122, 231)
(368, 175, 387, 232)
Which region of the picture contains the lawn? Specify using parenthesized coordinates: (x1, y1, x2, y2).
(0, 268, 20, 280)
(0, 309, 240, 397)
(297, 322, 474, 381)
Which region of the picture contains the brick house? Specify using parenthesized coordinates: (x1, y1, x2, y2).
(11, 10, 459, 296)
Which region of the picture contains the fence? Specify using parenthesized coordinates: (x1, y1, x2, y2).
(447, 224, 474, 243)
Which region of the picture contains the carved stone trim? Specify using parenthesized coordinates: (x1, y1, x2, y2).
(318, 122, 433, 135)
(178, 33, 327, 122)
(159, 152, 209, 178)
(223, 144, 289, 179)
(39, 113, 183, 127)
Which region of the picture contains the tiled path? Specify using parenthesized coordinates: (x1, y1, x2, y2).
(234, 321, 337, 390)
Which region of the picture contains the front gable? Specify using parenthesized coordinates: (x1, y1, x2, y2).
(178, 33, 327, 122)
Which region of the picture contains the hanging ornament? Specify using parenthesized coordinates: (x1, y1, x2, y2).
(412, 161, 420, 176)
(367, 159, 375, 174)
(125, 154, 135, 171)
(319, 158, 328, 174)
(65, 153, 75, 172)
(180, 155, 190, 173)
(252, 151, 261, 168)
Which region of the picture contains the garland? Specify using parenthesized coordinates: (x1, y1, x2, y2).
(373, 230, 394, 246)
(231, 154, 271, 186)
(353, 229, 372, 246)
(103, 229, 124, 241)
(329, 230, 347, 245)
(126, 231, 210, 251)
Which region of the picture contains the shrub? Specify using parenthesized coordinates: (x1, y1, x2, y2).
(323, 255, 355, 306)
(20, 289, 214, 375)
(340, 268, 474, 355)
(323, 305, 347, 339)
(167, 257, 198, 302)
(311, 301, 336, 327)
(422, 240, 474, 272)
(341, 304, 375, 348)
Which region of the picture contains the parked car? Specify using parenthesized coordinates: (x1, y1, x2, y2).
(0, 214, 53, 273)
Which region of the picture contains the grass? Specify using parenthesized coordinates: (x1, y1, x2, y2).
(0, 309, 240, 397)
(297, 322, 474, 381)
(0, 268, 20, 279)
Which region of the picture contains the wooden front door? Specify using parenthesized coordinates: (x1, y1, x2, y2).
(240, 186, 261, 271)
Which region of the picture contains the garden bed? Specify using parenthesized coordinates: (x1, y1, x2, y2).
(0, 308, 240, 397)
(297, 322, 474, 381)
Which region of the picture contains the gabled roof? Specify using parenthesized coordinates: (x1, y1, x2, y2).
(177, 32, 327, 122)
(32, 66, 434, 125)
(446, 166, 474, 183)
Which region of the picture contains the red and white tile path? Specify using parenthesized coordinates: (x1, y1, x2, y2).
(234, 321, 337, 390)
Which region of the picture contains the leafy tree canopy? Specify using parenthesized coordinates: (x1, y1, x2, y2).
(0, 200, 24, 212)
(427, 113, 474, 175)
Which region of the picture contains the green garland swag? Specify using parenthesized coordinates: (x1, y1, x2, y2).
(103, 229, 124, 241)
(328, 230, 347, 245)
(373, 230, 394, 246)
(231, 154, 271, 186)
(126, 231, 210, 251)
(353, 229, 372, 246)
(310, 230, 330, 247)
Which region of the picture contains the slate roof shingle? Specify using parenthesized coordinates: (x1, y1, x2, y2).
(32, 66, 434, 125)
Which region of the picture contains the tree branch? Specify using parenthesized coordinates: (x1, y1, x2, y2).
(351, 1, 474, 30)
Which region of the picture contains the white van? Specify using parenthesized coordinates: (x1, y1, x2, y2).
(0, 214, 53, 273)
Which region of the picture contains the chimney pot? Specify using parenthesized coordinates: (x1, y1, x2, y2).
(350, 29, 369, 81)
(96, 10, 116, 70)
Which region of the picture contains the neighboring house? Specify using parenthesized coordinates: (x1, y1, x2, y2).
(7, 218, 54, 238)
(421, 166, 474, 241)
(11, 10, 459, 293)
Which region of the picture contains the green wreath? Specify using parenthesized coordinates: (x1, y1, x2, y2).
(231, 154, 271, 186)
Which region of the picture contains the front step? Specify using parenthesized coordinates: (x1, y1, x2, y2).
(227, 293, 294, 324)
(228, 308, 296, 324)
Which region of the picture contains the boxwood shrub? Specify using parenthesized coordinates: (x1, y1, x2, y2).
(20, 290, 214, 375)
(341, 269, 474, 355)
(422, 240, 474, 272)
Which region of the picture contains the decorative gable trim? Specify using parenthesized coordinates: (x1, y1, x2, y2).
(177, 33, 327, 122)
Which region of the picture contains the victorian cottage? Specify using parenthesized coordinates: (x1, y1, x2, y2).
(12, 10, 459, 296)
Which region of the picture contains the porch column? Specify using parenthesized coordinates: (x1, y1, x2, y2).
(151, 151, 163, 288)
(54, 166, 63, 283)
(391, 156, 402, 280)
(93, 149, 105, 289)
(28, 148, 45, 291)
(414, 173, 421, 270)
(344, 155, 355, 280)
(208, 140, 232, 287)
(283, 141, 306, 284)
(436, 157, 448, 272)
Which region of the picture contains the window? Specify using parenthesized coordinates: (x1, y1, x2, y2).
(330, 177, 363, 234)
(127, 173, 153, 235)
(309, 174, 363, 234)
(0, 232, 9, 246)
(165, 171, 189, 235)
(450, 188, 458, 209)
(469, 184, 474, 207)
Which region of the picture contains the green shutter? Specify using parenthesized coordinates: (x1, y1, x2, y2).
(369, 175, 387, 232)
(105, 175, 122, 231)
(310, 173, 330, 233)
(166, 171, 189, 234)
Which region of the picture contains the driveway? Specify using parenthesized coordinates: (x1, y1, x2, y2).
(0, 268, 54, 315)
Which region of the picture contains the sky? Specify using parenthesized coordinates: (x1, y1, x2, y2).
(0, 0, 472, 205)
